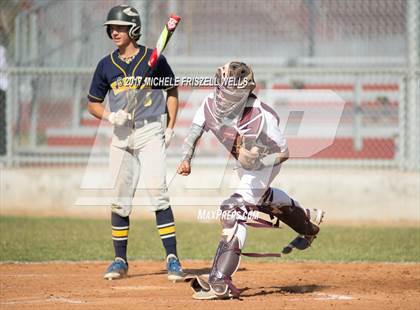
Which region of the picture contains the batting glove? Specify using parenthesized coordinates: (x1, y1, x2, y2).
(164, 128, 175, 146)
(107, 109, 132, 126)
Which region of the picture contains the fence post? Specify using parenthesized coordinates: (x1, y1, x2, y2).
(29, 12, 39, 148)
(398, 77, 407, 171)
(407, 0, 420, 171)
(353, 75, 363, 151)
(5, 71, 12, 166)
(72, 2, 82, 129)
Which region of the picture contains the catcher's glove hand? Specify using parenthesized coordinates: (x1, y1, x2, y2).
(237, 137, 262, 170)
(238, 145, 262, 170)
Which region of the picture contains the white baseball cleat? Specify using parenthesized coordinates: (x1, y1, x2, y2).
(309, 208, 325, 226)
(192, 288, 233, 300)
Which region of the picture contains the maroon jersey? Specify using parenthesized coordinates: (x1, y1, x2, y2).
(192, 93, 287, 159)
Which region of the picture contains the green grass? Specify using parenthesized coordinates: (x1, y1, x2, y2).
(0, 216, 419, 262)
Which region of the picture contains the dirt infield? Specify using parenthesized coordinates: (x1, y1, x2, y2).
(1, 261, 419, 310)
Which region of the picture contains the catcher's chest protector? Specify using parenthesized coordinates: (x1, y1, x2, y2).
(204, 98, 263, 159)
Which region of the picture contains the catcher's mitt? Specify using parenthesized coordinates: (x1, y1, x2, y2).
(236, 135, 264, 170)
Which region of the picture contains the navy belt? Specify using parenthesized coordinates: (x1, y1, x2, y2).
(134, 116, 161, 128)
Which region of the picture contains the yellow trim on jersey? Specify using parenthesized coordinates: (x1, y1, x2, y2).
(158, 225, 176, 236)
(132, 47, 148, 77)
(164, 85, 177, 91)
(112, 229, 129, 237)
(88, 93, 104, 101)
(110, 52, 127, 77)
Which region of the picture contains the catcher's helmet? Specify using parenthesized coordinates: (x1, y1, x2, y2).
(213, 61, 256, 119)
(104, 5, 141, 41)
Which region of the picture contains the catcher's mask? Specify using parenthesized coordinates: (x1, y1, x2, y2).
(214, 61, 256, 120)
(104, 5, 141, 41)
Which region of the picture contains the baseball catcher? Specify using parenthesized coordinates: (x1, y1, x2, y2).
(177, 61, 324, 299)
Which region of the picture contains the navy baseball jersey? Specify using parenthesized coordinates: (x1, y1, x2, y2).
(87, 45, 175, 121)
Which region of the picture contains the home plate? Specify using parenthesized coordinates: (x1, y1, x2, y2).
(112, 286, 170, 291)
(314, 293, 353, 300)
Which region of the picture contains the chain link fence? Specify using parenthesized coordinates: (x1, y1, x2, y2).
(0, 0, 418, 170)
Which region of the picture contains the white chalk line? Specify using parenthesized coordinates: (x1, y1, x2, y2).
(48, 296, 86, 304)
(112, 285, 170, 291)
(1, 273, 51, 277)
(287, 293, 353, 302)
(313, 293, 353, 300)
(1, 295, 86, 305)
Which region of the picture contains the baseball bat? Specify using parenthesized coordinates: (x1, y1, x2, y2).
(126, 14, 181, 116)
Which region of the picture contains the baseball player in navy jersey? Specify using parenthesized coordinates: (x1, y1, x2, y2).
(177, 61, 325, 299)
(87, 4, 184, 281)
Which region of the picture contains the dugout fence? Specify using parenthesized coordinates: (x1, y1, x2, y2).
(0, 0, 418, 171)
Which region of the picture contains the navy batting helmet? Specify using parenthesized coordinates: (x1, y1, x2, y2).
(104, 5, 141, 41)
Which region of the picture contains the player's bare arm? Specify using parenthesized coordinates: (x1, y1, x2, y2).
(164, 87, 179, 146)
(166, 87, 178, 129)
(87, 101, 108, 120)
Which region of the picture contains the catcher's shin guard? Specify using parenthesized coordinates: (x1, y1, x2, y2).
(206, 194, 247, 298)
(208, 235, 241, 298)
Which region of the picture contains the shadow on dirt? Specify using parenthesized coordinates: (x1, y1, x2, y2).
(128, 271, 167, 278)
(127, 268, 247, 279)
(240, 284, 329, 298)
